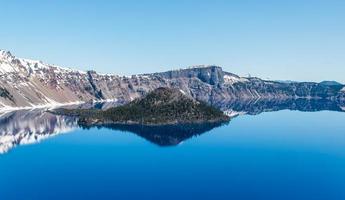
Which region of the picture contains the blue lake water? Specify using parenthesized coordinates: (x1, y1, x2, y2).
(0, 109, 345, 200)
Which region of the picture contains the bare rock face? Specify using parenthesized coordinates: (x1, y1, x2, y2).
(0, 50, 344, 109)
(147, 66, 224, 85)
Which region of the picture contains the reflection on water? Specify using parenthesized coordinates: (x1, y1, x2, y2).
(82, 122, 227, 146)
(218, 98, 345, 115)
(0, 110, 78, 154)
(0, 98, 344, 154)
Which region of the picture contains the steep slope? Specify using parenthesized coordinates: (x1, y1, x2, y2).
(0, 50, 165, 108)
(0, 50, 93, 107)
(0, 50, 344, 110)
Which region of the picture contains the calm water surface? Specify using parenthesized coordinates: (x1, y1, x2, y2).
(0, 106, 344, 200)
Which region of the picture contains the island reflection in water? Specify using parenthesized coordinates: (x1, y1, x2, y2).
(0, 98, 344, 154)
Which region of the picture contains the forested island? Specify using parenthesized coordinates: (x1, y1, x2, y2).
(53, 87, 230, 126)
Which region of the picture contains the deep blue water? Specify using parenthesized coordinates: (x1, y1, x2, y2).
(0, 110, 345, 200)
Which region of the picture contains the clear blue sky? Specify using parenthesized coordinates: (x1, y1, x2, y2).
(1, 0, 344, 82)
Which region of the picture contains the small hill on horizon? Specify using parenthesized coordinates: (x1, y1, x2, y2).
(319, 81, 343, 86)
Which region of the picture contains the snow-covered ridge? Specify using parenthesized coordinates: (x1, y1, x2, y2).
(1, 50, 219, 77)
(0, 49, 86, 74)
(0, 49, 97, 109)
(0, 50, 229, 110)
(0, 50, 17, 73)
(0, 50, 14, 60)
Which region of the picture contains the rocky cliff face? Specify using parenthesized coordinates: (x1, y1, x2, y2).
(0, 50, 344, 109)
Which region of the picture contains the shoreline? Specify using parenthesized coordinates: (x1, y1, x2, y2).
(0, 98, 119, 113)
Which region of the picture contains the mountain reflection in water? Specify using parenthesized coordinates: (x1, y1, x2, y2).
(0, 109, 79, 154)
(0, 98, 344, 154)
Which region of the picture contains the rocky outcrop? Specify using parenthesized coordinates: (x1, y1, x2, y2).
(0, 50, 344, 109)
(147, 66, 225, 85)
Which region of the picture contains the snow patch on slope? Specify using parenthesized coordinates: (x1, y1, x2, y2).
(223, 109, 246, 118)
(0, 62, 17, 73)
(179, 89, 186, 95)
(223, 75, 248, 84)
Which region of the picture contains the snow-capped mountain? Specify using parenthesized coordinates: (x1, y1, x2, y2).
(0, 49, 344, 110)
(0, 50, 92, 108)
(0, 50, 146, 108)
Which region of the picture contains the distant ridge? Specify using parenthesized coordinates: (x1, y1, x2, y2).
(319, 81, 342, 86)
